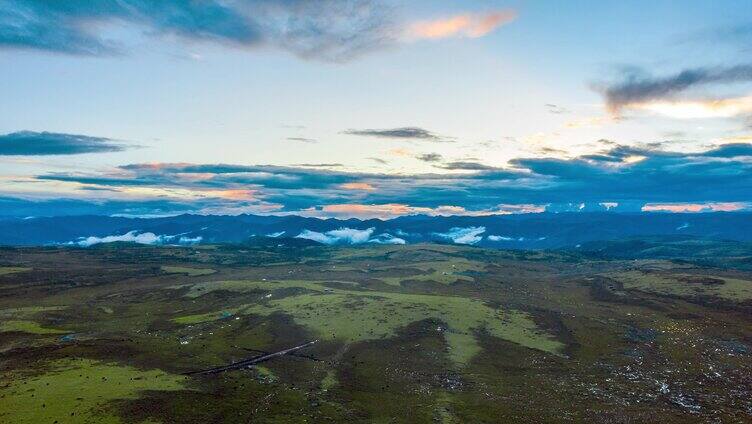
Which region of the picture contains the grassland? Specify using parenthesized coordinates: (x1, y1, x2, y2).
(173, 278, 561, 365)
(0, 320, 67, 335)
(0, 266, 31, 275)
(0, 359, 188, 424)
(0, 244, 750, 423)
(374, 258, 485, 286)
(608, 270, 752, 301)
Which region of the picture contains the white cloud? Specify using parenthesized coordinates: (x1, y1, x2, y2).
(434, 226, 485, 245)
(487, 235, 513, 241)
(176, 235, 203, 244)
(295, 227, 376, 245)
(294, 228, 405, 245)
(73, 231, 202, 247)
(368, 233, 406, 245)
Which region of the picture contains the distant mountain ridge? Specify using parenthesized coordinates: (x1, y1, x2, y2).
(1, 212, 751, 248)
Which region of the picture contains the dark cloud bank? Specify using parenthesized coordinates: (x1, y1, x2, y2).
(23, 141, 752, 215)
(0, 131, 127, 155)
(602, 64, 752, 111)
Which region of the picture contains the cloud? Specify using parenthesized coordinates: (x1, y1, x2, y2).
(16, 142, 752, 217)
(2, 2, 519, 62)
(487, 235, 514, 242)
(295, 227, 374, 245)
(287, 137, 317, 143)
(0, 131, 127, 155)
(433, 226, 485, 245)
(368, 233, 406, 244)
(641, 202, 750, 213)
(495, 204, 547, 214)
(703, 143, 752, 157)
(629, 96, 752, 119)
(73, 230, 202, 247)
(0, 0, 397, 62)
(407, 10, 516, 40)
(601, 64, 752, 113)
(339, 182, 375, 190)
(293, 227, 404, 245)
(417, 153, 443, 162)
(366, 157, 388, 165)
(302, 203, 470, 219)
(438, 161, 500, 171)
(293, 163, 343, 167)
(343, 127, 450, 141)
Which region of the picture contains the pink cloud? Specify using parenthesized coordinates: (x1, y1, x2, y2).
(294, 202, 546, 219)
(641, 202, 750, 213)
(408, 10, 516, 40)
(339, 182, 376, 191)
(200, 189, 258, 201)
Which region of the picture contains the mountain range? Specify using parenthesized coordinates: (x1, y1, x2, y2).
(1, 212, 751, 249)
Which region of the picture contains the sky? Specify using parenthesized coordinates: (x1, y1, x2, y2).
(1, 0, 751, 219)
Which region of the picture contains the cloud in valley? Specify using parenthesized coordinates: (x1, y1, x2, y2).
(434, 226, 486, 245)
(73, 231, 202, 247)
(295, 227, 374, 244)
(295, 227, 405, 245)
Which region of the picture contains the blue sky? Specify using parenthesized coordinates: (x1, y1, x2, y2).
(1, 0, 751, 218)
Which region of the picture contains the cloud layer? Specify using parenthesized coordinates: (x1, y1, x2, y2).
(434, 226, 486, 245)
(73, 231, 202, 247)
(1, 2, 513, 62)
(0, 0, 396, 61)
(0, 131, 127, 155)
(7, 141, 751, 217)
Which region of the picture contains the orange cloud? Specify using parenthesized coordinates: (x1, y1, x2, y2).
(295, 203, 463, 219)
(622, 96, 752, 119)
(408, 10, 516, 40)
(174, 172, 216, 182)
(387, 148, 411, 157)
(297, 203, 546, 219)
(205, 189, 257, 200)
(642, 202, 749, 213)
(339, 182, 375, 191)
(135, 162, 191, 171)
(715, 135, 752, 144)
